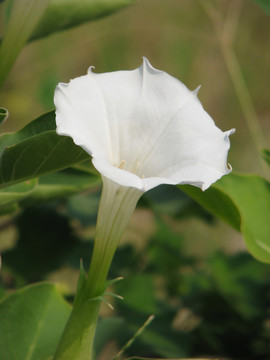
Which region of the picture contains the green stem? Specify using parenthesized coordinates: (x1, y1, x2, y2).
(53, 177, 142, 360)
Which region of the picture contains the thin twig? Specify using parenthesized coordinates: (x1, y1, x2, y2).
(113, 315, 155, 360)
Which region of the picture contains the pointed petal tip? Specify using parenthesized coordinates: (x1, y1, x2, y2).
(87, 65, 95, 75)
(56, 81, 69, 89)
(226, 163, 233, 173)
(193, 85, 201, 96)
(142, 56, 151, 66)
(141, 56, 162, 75)
(224, 128, 236, 143)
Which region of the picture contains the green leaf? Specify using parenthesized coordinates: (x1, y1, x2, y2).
(252, 0, 270, 15)
(0, 178, 37, 213)
(0, 282, 71, 360)
(0, 168, 100, 216)
(22, 168, 101, 206)
(0, 0, 50, 87)
(31, 0, 135, 41)
(262, 149, 270, 167)
(181, 173, 270, 263)
(0, 111, 92, 190)
(0, 107, 8, 125)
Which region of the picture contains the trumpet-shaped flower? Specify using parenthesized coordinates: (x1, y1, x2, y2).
(53, 59, 234, 360)
(55, 58, 234, 192)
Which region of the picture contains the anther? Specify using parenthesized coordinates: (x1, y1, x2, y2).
(119, 160, 126, 170)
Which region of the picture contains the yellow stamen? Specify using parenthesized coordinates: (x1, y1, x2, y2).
(119, 160, 126, 170)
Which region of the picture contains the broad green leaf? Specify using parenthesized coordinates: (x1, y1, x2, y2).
(252, 0, 270, 15)
(180, 182, 241, 232)
(262, 149, 270, 166)
(181, 173, 270, 263)
(0, 282, 71, 360)
(0, 107, 8, 125)
(0, 111, 91, 189)
(31, 0, 135, 41)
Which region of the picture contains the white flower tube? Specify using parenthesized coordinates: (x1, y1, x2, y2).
(54, 57, 235, 287)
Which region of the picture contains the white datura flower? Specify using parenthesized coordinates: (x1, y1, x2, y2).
(53, 60, 235, 360)
(55, 58, 234, 193)
(54, 58, 235, 297)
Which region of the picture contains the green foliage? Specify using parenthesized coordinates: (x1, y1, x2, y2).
(0, 110, 100, 215)
(0, 0, 50, 87)
(0, 107, 8, 125)
(31, 0, 136, 41)
(0, 111, 91, 190)
(181, 173, 270, 264)
(111, 220, 270, 360)
(262, 149, 270, 166)
(3, 206, 79, 282)
(116, 275, 159, 315)
(0, 179, 37, 214)
(252, 0, 270, 15)
(23, 169, 101, 205)
(0, 169, 100, 215)
(94, 317, 126, 357)
(0, 282, 71, 360)
(0, 0, 135, 86)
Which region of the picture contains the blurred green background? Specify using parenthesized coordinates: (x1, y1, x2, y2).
(1, 1, 270, 359)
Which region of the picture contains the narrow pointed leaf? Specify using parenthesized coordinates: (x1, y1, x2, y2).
(181, 173, 270, 263)
(0, 282, 71, 360)
(31, 0, 135, 41)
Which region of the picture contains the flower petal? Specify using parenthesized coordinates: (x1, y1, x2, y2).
(54, 58, 234, 192)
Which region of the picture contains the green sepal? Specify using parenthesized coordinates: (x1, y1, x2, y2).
(105, 276, 124, 288)
(73, 259, 87, 308)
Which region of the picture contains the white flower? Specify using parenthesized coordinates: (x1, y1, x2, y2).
(53, 59, 235, 360)
(54, 58, 234, 192)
